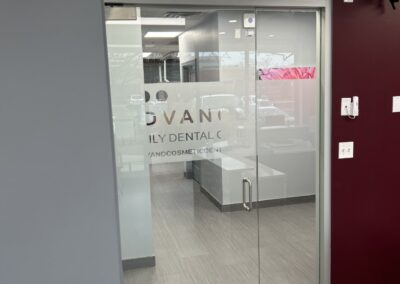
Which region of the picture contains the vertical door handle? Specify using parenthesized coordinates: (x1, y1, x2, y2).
(242, 177, 253, 211)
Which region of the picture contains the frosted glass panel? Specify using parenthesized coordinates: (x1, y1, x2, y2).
(106, 20, 154, 263)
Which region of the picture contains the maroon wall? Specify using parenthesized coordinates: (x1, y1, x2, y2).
(332, 1, 400, 283)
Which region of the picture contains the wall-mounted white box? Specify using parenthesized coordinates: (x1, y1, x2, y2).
(393, 96, 400, 113)
(243, 13, 256, 28)
(339, 142, 354, 159)
(341, 98, 352, 116)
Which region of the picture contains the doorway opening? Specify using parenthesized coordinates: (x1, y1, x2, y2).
(105, 5, 320, 283)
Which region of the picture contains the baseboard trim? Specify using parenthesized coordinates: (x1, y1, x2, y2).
(199, 186, 224, 211)
(200, 186, 315, 212)
(122, 256, 156, 271)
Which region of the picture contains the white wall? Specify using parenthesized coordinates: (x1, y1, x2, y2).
(217, 10, 256, 83)
(0, 1, 122, 283)
(179, 13, 220, 82)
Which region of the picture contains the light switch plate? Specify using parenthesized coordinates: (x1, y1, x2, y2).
(393, 96, 400, 113)
(339, 142, 354, 159)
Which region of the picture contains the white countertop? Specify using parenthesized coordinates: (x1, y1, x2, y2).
(195, 152, 285, 178)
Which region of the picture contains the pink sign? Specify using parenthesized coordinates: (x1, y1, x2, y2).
(259, 67, 316, 80)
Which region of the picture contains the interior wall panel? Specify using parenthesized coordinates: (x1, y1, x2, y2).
(332, 1, 400, 283)
(0, 0, 122, 283)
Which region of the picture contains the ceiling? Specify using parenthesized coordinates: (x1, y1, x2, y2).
(105, 5, 217, 59)
(113, 6, 215, 58)
(140, 7, 214, 57)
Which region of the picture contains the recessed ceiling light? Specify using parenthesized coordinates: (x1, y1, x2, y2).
(143, 52, 152, 58)
(219, 32, 226, 35)
(229, 20, 238, 23)
(105, 20, 139, 25)
(140, 17, 186, 26)
(144, 31, 182, 38)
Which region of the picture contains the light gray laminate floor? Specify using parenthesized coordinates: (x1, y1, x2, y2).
(124, 163, 316, 284)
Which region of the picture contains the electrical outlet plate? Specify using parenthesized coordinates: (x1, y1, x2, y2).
(339, 142, 354, 159)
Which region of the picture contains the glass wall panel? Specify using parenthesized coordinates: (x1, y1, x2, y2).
(106, 6, 259, 283)
(256, 10, 319, 284)
(106, 18, 155, 266)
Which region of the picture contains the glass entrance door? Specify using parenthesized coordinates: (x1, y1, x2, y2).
(255, 9, 320, 284)
(105, 5, 319, 284)
(106, 6, 260, 283)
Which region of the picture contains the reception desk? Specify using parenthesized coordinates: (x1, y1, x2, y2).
(257, 126, 317, 199)
(193, 152, 288, 211)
